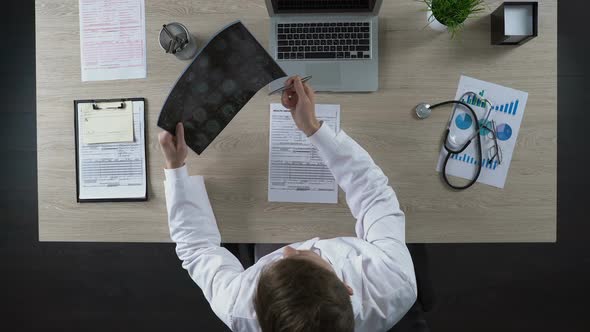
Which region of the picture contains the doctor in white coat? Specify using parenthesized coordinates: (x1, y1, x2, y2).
(158, 76, 417, 332)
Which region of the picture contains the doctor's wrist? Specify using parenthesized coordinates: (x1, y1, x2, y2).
(303, 120, 321, 137)
(165, 161, 185, 170)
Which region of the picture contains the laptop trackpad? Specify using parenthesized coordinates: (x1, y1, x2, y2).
(305, 63, 341, 89)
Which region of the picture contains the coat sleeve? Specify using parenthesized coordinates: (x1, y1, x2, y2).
(164, 166, 244, 329)
(309, 124, 417, 327)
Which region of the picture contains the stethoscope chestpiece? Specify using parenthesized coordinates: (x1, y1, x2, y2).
(415, 103, 431, 119)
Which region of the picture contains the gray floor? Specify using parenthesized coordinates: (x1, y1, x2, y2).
(1, 1, 589, 331)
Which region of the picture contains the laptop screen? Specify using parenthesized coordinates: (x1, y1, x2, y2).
(271, 0, 376, 14)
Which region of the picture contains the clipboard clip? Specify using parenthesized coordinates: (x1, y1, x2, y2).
(92, 101, 126, 110)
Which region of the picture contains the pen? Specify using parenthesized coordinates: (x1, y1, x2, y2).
(268, 76, 312, 96)
(163, 24, 185, 53)
(162, 24, 175, 40)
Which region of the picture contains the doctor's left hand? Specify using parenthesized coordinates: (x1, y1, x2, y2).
(158, 122, 188, 169)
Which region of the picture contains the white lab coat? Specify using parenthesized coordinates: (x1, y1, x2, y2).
(164, 123, 417, 332)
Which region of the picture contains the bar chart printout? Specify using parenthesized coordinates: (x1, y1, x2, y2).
(436, 76, 529, 188)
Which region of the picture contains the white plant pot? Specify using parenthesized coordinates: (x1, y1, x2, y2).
(427, 10, 448, 31)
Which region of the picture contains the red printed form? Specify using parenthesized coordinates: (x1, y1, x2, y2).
(79, 0, 146, 81)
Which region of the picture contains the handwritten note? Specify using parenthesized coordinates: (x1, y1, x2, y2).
(81, 102, 134, 144)
(79, 0, 147, 81)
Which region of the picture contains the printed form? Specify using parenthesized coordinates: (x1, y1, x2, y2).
(79, 0, 147, 81)
(268, 104, 340, 203)
(77, 101, 146, 200)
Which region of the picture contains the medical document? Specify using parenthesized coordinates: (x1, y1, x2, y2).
(436, 76, 528, 188)
(268, 104, 340, 203)
(79, 0, 147, 81)
(77, 100, 146, 200)
(80, 102, 134, 144)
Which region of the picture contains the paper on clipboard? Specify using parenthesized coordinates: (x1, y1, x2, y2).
(81, 102, 134, 144)
(76, 99, 147, 201)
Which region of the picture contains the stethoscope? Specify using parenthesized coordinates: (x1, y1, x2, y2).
(415, 92, 492, 190)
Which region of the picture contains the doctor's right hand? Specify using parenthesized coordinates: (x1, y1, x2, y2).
(281, 76, 321, 137)
(158, 122, 188, 169)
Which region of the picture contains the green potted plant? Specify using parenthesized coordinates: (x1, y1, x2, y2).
(423, 0, 486, 38)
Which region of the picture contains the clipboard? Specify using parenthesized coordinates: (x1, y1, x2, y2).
(74, 98, 148, 202)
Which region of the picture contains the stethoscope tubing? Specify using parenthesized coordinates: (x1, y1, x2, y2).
(430, 98, 484, 190)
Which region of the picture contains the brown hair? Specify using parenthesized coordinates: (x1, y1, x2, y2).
(254, 258, 354, 332)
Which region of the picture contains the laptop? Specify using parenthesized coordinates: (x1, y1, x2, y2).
(266, 0, 382, 92)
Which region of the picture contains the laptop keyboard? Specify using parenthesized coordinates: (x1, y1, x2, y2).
(276, 22, 372, 60)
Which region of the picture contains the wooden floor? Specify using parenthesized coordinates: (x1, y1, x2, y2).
(1, 1, 588, 331)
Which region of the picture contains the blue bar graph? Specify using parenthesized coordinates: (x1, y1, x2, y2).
(464, 94, 490, 109)
(451, 154, 499, 171)
(492, 99, 520, 116)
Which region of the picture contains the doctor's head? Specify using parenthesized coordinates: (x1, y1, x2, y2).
(254, 246, 354, 332)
